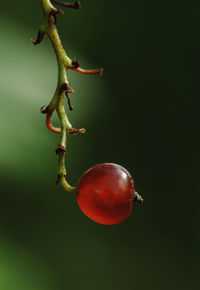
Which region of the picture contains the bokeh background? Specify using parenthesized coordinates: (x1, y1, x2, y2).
(0, 0, 198, 289)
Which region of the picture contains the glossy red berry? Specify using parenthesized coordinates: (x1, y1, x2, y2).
(76, 163, 135, 225)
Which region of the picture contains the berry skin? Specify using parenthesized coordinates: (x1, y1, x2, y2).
(76, 163, 135, 225)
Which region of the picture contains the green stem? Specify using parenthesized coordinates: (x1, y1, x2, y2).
(36, 0, 102, 193)
(57, 93, 75, 192)
(57, 94, 72, 130)
(39, 0, 74, 192)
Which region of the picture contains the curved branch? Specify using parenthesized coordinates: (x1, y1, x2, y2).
(60, 176, 76, 192)
(46, 111, 61, 133)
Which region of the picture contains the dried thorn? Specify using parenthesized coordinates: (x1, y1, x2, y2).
(49, 8, 64, 24)
(134, 192, 144, 203)
(59, 83, 68, 94)
(32, 30, 46, 45)
(40, 105, 48, 114)
(56, 145, 67, 154)
(59, 83, 74, 94)
(65, 91, 74, 110)
(67, 87, 75, 93)
(56, 175, 61, 186)
(71, 58, 80, 69)
(68, 128, 86, 135)
(59, 83, 75, 110)
(52, 0, 81, 9)
(50, 8, 64, 16)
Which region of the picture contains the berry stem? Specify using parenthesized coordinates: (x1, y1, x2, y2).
(34, 0, 102, 192)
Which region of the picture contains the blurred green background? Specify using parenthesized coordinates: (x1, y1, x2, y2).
(0, 0, 198, 289)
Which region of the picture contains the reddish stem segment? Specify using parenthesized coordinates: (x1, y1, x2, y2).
(71, 67, 103, 76)
(46, 111, 85, 135)
(46, 111, 61, 133)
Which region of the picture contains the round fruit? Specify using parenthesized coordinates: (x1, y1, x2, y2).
(76, 163, 135, 225)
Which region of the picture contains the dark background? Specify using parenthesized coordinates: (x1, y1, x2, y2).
(0, 1, 198, 289)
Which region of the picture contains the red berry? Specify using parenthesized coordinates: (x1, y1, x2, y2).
(76, 163, 135, 225)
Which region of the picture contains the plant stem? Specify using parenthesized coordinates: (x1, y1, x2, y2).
(39, 0, 75, 192)
(35, 0, 102, 192)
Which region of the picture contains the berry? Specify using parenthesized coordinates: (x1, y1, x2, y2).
(76, 163, 135, 225)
